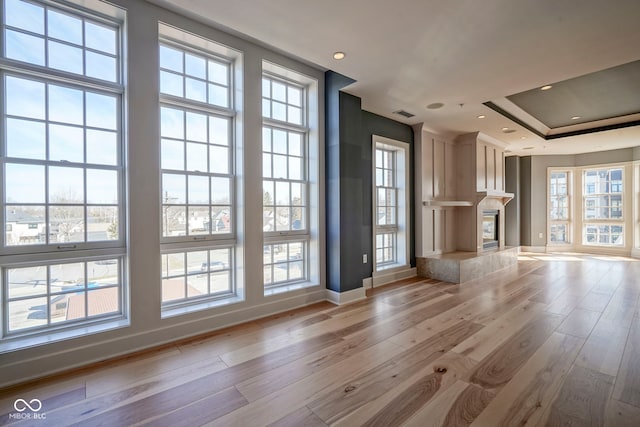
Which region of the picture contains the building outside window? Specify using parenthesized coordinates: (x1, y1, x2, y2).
(548, 170, 571, 244)
(583, 168, 624, 246)
(1, 0, 125, 337)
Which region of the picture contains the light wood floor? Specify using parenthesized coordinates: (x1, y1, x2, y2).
(2, 252, 640, 426)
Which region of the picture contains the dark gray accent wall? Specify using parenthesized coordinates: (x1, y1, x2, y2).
(505, 156, 521, 246)
(325, 71, 356, 293)
(519, 156, 532, 246)
(325, 71, 414, 293)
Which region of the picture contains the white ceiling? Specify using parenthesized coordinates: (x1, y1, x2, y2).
(153, 0, 640, 156)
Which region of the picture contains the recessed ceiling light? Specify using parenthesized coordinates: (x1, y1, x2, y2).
(477, 115, 486, 119)
(501, 127, 509, 131)
(522, 146, 535, 150)
(571, 116, 581, 120)
(333, 52, 346, 60)
(540, 85, 553, 91)
(427, 102, 444, 110)
(520, 136, 527, 140)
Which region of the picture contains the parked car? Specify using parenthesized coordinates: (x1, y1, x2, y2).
(201, 261, 227, 272)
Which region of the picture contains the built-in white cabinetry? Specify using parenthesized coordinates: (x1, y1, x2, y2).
(414, 125, 513, 256)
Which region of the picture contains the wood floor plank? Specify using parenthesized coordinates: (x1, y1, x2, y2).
(613, 316, 640, 408)
(575, 317, 631, 376)
(470, 332, 584, 427)
(205, 339, 407, 427)
(556, 308, 601, 338)
(307, 321, 483, 424)
(578, 291, 614, 312)
(237, 292, 466, 401)
(267, 406, 327, 427)
(542, 365, 614, 427)
(34, 357, 230, 426)
(134, 387, 247, 427)
(402, 380, 495, 427)
(332, 352, 477, 427)
(452, 299, 546, 361)
(605, 398, 640, 427)
(468, 312, 565, 389)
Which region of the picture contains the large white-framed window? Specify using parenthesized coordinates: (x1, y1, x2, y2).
(0, 0, 126, 339)
(158, 25, 242, 313)
(373, 136, 410, 272)
(548, 170, 572, 245)
(583, 167, 624, 247)
(261, 62, 319, 292)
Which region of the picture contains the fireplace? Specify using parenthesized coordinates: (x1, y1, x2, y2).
(482, 210, 499, 249)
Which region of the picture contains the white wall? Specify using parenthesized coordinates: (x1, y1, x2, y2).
(0, 0, 325, 387)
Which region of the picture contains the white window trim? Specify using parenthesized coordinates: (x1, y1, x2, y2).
(261, 61, 320, 292)
(0, 0, 128, 343)
(158, 24, 244, 314)
(547, 168, 573, 247)
(372, 135, 410, 273)
(547, 162, 634, 255)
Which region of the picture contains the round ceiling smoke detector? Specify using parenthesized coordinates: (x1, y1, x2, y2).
(426, 102, 444, 110)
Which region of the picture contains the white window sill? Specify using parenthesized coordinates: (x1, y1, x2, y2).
(264, 281, 321, 297)
(161, 294, 244, 319)
(0, 318, 130, 354)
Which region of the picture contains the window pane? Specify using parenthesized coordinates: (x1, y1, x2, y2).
(6, 0, 45, 34)
(49, 167, 84, 203)
(5, 30, 45, 65)
(85, 22, 117, 55)
(6, 164, 45, 203)
(162, 174, 186, 204)
(88, 206, 118, 241)
(161, 139, 184, 170)
(86, 92, 117, 130)
(86, 170, 118, 204)
(6, 118, 46, 160)
(49, 85, 84, 125)
(49, 205, 84, 243)
(48, 9, 82, 44)
(186, 142, 208, 172)
(87, 130, 118, 166)
(49, 124, 84, 162)
(86, 51, 117, 82)
(160, 45, 183, 72)
(48, 41, 83, 74)
(6, 76, 45, 119)
(160, 71, 184, 97)
(185, 53, 206, 78)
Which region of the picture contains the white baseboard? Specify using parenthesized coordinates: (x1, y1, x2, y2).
(362, 277, 373, 290)
(371, 267, 417, 288)
(630, 248, 640, 259)
(326, 287, 367, 305)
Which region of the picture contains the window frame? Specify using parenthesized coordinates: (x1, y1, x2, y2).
(158, 30, 241, 312)
(0, 0, 127, 340)
(372, 136, 410, 273)
(261, 68, 314, 291)
(582, 167, 625, 247)
(547, 169, 572, 245)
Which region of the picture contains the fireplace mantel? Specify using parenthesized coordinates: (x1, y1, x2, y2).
(476, 190, 514, 206)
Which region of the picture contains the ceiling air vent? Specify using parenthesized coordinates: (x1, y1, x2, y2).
(393, 110, 415, 118)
